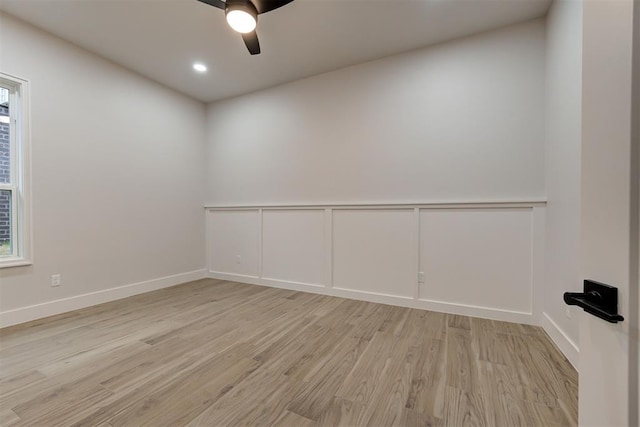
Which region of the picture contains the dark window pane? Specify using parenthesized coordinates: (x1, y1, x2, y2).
(0, 189, 11, 256)
(0, 87, 9, 185)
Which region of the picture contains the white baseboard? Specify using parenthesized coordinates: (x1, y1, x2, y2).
(0, 269, 207, 328)
(208, 271, 536, 325)
(541, 312, 579, 370)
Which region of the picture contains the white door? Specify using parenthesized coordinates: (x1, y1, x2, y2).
(579, 0, 638, 425)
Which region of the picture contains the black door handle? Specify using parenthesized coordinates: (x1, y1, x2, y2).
(564, 280, 624, 323)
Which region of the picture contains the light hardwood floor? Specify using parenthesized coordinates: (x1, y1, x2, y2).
(0, 279, 578, 426)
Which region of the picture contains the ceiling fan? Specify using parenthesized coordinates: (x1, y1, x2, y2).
(197, 0, 294, 55)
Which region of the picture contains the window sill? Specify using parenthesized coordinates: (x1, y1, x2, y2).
(0, 258, 33, 269)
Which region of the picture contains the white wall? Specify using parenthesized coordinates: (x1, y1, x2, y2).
(205, 20, 546, 205)
(0, 13, 207, 326)
(541, 0, 583, 368)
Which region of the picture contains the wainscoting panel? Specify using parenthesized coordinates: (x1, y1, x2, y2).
(332, 209, 417, 298)
(207, 209, 260, 277)
(205, 201, 545, 324)
(262, 209, 325, 285)
(419, 208, 533, 313)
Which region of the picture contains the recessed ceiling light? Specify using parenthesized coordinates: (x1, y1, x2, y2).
(193, 63, 207, 73)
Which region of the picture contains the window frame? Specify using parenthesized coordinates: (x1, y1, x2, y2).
(0, 72, 32, 268)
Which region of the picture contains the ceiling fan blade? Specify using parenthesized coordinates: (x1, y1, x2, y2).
(196, 0, 226, 10)
(252, 0, 294, 15)
(242, 31, 261, 55)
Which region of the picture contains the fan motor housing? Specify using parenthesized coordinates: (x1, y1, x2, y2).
(225, 0, 258, 20)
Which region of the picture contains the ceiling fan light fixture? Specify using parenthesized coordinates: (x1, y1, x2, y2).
(197, 0, 295, 54)
(225, 2, 257, 33)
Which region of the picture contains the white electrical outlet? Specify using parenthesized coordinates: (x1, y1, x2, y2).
(236, 255, 241, 265)
(565, 307, 572, 319)
(51, 274, 61, 287)
(418, 272, 425, 283)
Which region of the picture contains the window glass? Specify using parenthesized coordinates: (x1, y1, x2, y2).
(0, 189, 10, 256)
(0, 87, 9, 185)
(0, 86, 11, 257)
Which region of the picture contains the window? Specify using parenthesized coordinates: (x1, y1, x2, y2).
(0, 73, 31, 268)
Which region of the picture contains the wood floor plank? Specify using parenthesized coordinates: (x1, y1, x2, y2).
(531, 401, 574, 426)
(107, 351, 260, 426)
(315, 397, 367, 427)
(286, 336, 370, 421)
(348, 304, 394, 341)
(283, 324, 353, 381)
(0, 370, 47, 400)
(37, 338, 152, 378)
(273, 410, 316, 427)
(0, 279, 578, 426)
(185, 366, 304, 426)
(357, 336, 414, 426)
(498, 333, 561, 408)
(443, 386, 488, 427)
(0, 408, 21, 426)
(447, 314, 472, 331)
(470, 317, 511, 365)
(445, 327, 480, 393)
(376, 305, 411, 335)
(532, 332, 579, 422)
(494, 395, 538, 427)
(400, 309, 447, 344)
(400, 407, 444, 427)
(68, 341, 257, 427)
(404, 339, 446, 419)
(334, 331, 396, 405)
(12, 383, 113, 425)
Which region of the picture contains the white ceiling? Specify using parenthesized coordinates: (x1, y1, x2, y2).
(1, 0, 551, 103)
